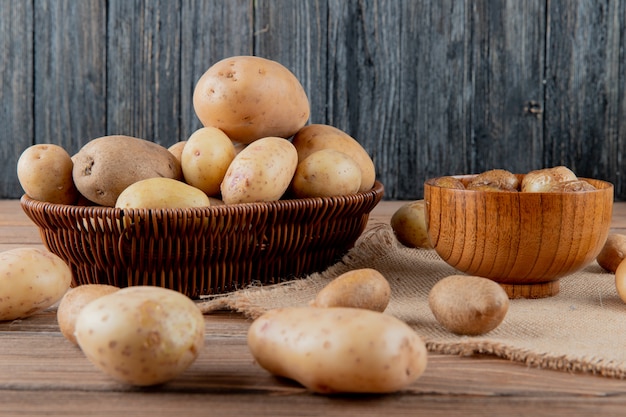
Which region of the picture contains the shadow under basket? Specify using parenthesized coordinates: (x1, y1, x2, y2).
(21, 182, 384, 298)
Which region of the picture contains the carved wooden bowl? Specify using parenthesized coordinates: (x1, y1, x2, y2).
(424, 175, 613, 298)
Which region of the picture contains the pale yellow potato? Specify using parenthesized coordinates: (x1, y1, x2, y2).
(290, 149, 361, 198)
(310, 268, 391, 312)
(428, 275, 509, 336)
(168, 141, 187, 165)
(57, 284, 120, 345)
(390, 200, 432, 249)
(247, 307, 428, 394)
(17, 144, 79, 204)
(220, 137, 298, 204)
(521, 166, 578, 192)
(292, 124, 376, 193)
(72, 135, 183, 207)
(75, 286, 205, 386)
(115, 177, 210, 209)
(193, 56, 310, 144)
(0, 248, 72, 321)
(181, 127, 236, 196)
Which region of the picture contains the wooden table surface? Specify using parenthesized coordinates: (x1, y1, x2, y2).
(2, 199, 626, 417)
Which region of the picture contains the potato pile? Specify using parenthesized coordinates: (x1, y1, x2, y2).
(16, 56, 376, 209)
(433, 166, 596, 193)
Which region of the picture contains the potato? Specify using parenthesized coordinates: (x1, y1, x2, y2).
(310, 268, 391, 312)
(432, 176, 465, 189)
(72, 135, 183, 207)
(247, 307, 427, 394)
(0, 248, 72, 321)
(181, 127, 236, 196)
(428, 275, 509, 336)
(292, 124, 376, 193)
(57, 284, 120, 345)
(390, 200, 432, 249)
(221, 137, 298, 204)
(521, 166, 578, 192)
(547, 179, 596, 192)
(597, 234, 626, 273)
(466, 169, 519, 191)
(17, 144, 79, 204)
(115, 177, 211, 209)
(75, 286, 205, 386)
(168, 141, 187, 165)
(290, 149, 362, 198)
(615, 259, 626, 304)
(193, 56, 310, 144)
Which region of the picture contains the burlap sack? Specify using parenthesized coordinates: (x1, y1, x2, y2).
(198, 222, 626, 378)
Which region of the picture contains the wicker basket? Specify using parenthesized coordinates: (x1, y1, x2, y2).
(20, 182, 384, 298)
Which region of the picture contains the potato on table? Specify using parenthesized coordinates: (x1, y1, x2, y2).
(247, 306, 428, 394)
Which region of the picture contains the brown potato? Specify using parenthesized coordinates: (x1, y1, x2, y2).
(428, 275, 509, 336)
(432, 176, 465, 189)
(193, 56, 310, 144)
(390, 200, 432, 249)
(17, 144, 79, 204)
(466, 169, 519, 191)
(292, 124, 376, 193)
(57, 284, 120, 345)
(72, 135, 183, 207)
(310, 268, 391, 312)
(597, 233, 626, 273)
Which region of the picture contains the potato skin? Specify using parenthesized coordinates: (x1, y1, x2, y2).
(17, 144, 79, 204)
(310, 268, 391, 312)
(390, 200, 432, 249)
(193, 56, 310, 144)
(220, 137, 298, 204)
(0, 248, 72, 321)
(428, 275, 509, 336)
(521, 166, 578, 192)
(57, 284, 120, 345)
(290, 149, 362, 198)
(292, 124, 376, 193)
(615, 259, 626, 303)
(247, 307, 428, 394)
(181, 127, 236, 196)
(72, 135, 183, 207)
(115, 177, 211, 209)
(597, 233, 626, 273)
(75, 286, 205, 386)
(466, 169, 519, 191)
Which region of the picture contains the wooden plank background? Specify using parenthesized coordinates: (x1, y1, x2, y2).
(1, 0, 625, 200)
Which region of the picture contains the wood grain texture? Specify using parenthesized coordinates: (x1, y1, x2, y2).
(1, 0, 626, 201)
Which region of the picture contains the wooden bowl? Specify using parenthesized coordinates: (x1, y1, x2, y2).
(424, 175, 613, 298)
(20, 182, 384, 298)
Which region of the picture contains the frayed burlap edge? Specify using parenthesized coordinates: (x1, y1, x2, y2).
(196, 222, 626, 379)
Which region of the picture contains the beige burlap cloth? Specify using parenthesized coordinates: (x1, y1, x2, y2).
(198, 222, 626, 378)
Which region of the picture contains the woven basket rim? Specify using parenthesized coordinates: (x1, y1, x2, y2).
(20, 181, 384, 217)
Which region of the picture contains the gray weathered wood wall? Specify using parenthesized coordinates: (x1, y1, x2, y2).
(2, 0, 625, 200)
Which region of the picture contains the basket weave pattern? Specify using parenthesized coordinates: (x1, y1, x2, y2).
(21, 182, 384, 298)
